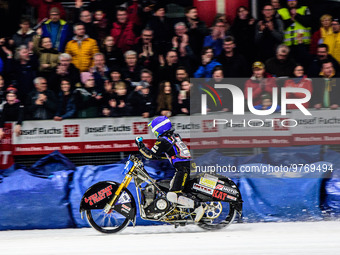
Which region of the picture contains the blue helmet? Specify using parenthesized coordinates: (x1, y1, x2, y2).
(148, 116, 172, 137)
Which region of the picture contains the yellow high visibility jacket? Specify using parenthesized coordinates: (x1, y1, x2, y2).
(278, 6, 311, 46)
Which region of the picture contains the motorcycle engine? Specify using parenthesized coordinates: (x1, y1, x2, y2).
(142, 184, 170, 219)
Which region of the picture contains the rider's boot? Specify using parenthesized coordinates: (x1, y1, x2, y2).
(167, 191, 206, 222)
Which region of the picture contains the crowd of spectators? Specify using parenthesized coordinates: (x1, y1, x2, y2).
(0, 0, 340, 138)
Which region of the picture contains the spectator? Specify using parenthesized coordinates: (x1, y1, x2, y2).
(27, 0, 66, 22)
(172, 22, 191, 59)
(0, 75, 6, 113)
(255, 4, 284, 61)
(90, 53, 109, 93)
(121, 50, 141, 82)
(307, 44, 340, 77)
(203, 21, 228, 57)
(0, 89, 24, 139)
(128, 81, 155, 118)
(103, 81, 131, 117)
(34, 37, 60, 82)
(101, 79, 116, 116)
(216, 36, 249, 77)
(7, 45, 38, 100)
(271, 0, 281, 13)
(49, 53, 81, 91)
(74, 72, 102, 118)
(147, 5, 173, 55)
(265, 44, 296, 77)
(177, 79, 191, 115)
(139, 69, 155, 94)
(127, 0, 143, 34)
(65, 23, 99, 72)
(156, 80, 177, 117)
(74, 0, 120, 25)
(12, 18, 36, 48)
(231, 6, 256, 62)
(254, 93, 281, 112)
(182, 6, 209, 56)
(78, 9, 97, 41)
(277, 0, 312, 47)
(53, 78, 76, 121)
(324, 18, 340, 64)
(207, 65, 232, 112)
(25, 77, 57, 120)
(174, 66, 189, 92)
(41, 7, 72, 52)
(101, 35, 124, 70)
(312, 60, 340, 109)
(194, 47, 222, 78)
(110, 68, 123, 84)
(158, 50, 179, 84)
(244, 61, 277, 106)
(110, 7, 136, 52)
(133, 28, 157, 70)
(310, 14, 333, 55)
(283, 64, 313, 109)
(93, 9, 109, 43)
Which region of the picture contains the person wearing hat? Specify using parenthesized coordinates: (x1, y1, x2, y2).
(244, 61, 277, 106)
(28, 0, 66, 23)
(73, 72, 102, 118)
(0, 90, 24, 139)
(41, 7, 72, 52)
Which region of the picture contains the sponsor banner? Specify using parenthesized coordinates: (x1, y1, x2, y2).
(0, 123, 14, 169)
(8, 110, 340, 155)
(291, 110, 340, 145)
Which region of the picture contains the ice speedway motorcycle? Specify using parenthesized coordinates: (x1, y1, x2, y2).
(79, 154, 243, 233)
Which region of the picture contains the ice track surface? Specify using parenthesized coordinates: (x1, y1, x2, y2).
(1, 221, 340, 255)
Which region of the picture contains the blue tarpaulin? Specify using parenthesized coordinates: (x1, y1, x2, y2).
(0, 167, 74, 230)
(1, 147, 340, 231)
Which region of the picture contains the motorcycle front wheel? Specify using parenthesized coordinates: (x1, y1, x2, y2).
(85, 189, 135, 234)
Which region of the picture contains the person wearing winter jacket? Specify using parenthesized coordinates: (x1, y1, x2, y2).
(194, 47, 221, 78)
(41, 7, 72, 52)
(244, 61, 277, 106)
(74, 72, 102, 118)
(65, 23, 100, 72)
(110, 7, 136, 53)
(283, 64, 313, 109)
(12, 18, 36, 48)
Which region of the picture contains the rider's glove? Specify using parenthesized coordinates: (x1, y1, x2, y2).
(135, 136, 144, 149)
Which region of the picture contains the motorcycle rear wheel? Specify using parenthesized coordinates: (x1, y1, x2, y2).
(85, 190, 135, 234)
(198, 201, 237, 230)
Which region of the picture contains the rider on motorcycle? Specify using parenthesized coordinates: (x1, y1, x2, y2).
(135, 116, 205, 222)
